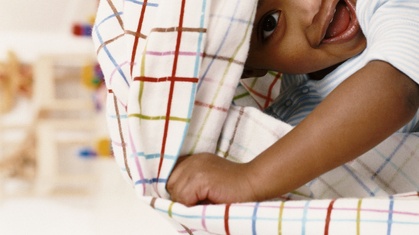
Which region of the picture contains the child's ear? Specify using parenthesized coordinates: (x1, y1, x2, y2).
(241, 68, 268, 78)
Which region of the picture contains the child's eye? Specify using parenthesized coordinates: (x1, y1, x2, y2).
(260, 11, 280, 40)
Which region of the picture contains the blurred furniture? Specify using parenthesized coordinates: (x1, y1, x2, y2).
(0, 98, 36, 198)
(33, 54, 99, 195)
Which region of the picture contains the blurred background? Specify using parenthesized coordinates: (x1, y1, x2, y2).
(0, 1, 176, 234)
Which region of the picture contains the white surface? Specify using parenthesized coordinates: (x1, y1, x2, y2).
(0, 32, 95, 62)
(0, 0, 96, 62)
(0, 197, 95, 235)
(0, 160, 178, 235)
(0, 97, 35, 126)
(0, 0, 96, 33)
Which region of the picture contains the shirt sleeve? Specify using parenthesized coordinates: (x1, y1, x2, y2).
(357, 0, 419, 84)
(360, 0, 419, 85)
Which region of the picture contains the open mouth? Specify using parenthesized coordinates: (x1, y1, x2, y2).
(321, 0, 359, 43)
(324, 1, 350, 39)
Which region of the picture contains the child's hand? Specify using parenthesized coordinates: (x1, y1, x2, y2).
(167, 153, 256, 206)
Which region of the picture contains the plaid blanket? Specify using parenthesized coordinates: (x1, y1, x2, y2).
(92, 0, 419, 234)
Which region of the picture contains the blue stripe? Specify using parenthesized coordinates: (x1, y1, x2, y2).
(252, 203, 259, 235)
(301, 201, 310, 235)
(96, 12, 124, 28)
(135, 178, 167, 185)
(132, 152, 177, 160)
(109, 114, 128, 119)
(343, 165, 375, 196)
(372, 134, 408, 180)
(372, 142, 419, 189)
(387, 196, 394, 235)
(93, 24, 130, 86)
(194, 0, 207, 78)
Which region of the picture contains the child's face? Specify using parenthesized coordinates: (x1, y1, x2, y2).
(245, 0, 366, 75)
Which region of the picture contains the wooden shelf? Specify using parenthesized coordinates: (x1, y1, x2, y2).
(31, 54, 100, 195)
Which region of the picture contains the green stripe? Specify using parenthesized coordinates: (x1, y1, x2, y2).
(129, 113, 190, 122)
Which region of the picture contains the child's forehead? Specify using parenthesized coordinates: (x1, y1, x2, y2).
(257, 0, 265, 9)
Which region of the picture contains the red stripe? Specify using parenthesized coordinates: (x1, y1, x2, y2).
(194, 100, 229, 113)
(157, 0, 187, 178)
(134, 76, 198, 83)
(224, 204, 231, 235)
(130, 0, 148, 75)
(242, 82, 274, 106)
(263, 73, 281, 109)
(113, 94, 132, 180)
(181, 224, 194, 235)
(324, 199, 336, 235)
(150, 197, 157, 208)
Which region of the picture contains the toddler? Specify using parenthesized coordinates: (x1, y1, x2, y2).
(167, 0, 419, 206)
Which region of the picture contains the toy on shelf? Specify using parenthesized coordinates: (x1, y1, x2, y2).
(81, 61, 106, 111)
(78, 137, 112, 159)
(78, 147, 97, 159)
(95, 137, 112, 156)
(81, 62, 104, 90)
(72, 22, 93, 37)
(72, 2, 97, 37)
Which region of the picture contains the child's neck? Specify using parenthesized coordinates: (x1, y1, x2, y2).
(308, 63, 342, 80)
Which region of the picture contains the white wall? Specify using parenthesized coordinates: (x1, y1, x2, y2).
(0, 0, 97, 62)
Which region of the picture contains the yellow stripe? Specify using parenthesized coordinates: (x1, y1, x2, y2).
(168, 202, 175, 218)
(357, 199, 363, 235)
(278, 201, 285, 235)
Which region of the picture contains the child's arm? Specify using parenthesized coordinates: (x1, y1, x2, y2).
(167, 60, 419, 206)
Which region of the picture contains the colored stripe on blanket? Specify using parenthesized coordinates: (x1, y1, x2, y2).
(324, 199, 336, 235)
